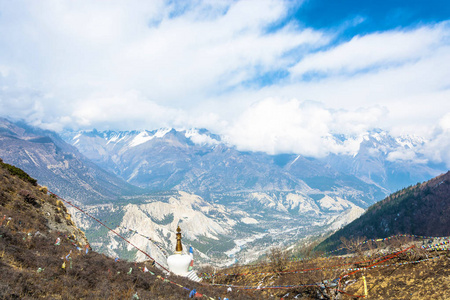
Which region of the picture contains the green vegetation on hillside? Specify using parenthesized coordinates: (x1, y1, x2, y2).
(0, 158, 37, 186)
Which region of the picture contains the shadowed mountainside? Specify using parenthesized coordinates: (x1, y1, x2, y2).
(316, 171, 450, 252)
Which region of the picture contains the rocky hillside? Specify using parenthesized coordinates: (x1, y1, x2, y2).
(208, 237, 450, 300)
(0, 118, 139, 204)
(316, 171, 450, 252)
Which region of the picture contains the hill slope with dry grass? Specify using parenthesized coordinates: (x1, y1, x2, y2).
(202, 237, 450, 299)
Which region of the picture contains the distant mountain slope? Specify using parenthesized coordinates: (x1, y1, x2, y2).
(69, 189, 367, 266)
(316, 171, 450, 251)
(63, 128, 309, 192)
(0, 118, 139, 204)
(322, 130, 442, 192)
(63, 128, 391, 205)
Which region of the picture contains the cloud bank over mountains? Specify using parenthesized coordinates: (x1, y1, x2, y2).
(0, 1, 449, 165)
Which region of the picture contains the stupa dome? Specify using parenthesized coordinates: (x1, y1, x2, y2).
(167, 226, 192, 276)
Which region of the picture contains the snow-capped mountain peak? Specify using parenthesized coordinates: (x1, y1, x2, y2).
(128, 128, 172, 147)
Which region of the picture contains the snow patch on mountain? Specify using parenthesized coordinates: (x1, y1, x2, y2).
(129, 131, 154, 147)
(318, 195, 352, 211)
(326, 205, 365, 231)
(241, 217, 258, 224)
(129, 129, 171, 147)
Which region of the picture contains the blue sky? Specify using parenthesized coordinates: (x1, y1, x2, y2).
(0, 0, 449, 164)
(295, 0, 450, 33)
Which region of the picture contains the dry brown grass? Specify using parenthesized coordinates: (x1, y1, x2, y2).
(203, 239, 450, 299)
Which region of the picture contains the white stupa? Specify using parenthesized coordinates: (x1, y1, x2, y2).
(167, 226, 202, 282)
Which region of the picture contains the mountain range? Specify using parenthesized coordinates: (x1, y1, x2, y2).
(0, 117, 446, 264)
(62, 127, 443, 204)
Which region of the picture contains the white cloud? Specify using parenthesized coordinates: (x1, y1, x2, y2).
(386, 149, 425, 164)
(0, 1, 449, 163)
(0, 0, 326, 127)
(421, 113, 450, 167)
(289, 22, 449, 77)
(224, 98, 384, 156)
(71, 91, 184, 130)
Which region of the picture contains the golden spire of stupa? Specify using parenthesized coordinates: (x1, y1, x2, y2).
(175, 226, 183, 254)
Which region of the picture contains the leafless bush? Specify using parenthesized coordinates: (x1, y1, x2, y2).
(19, 189, 40, 208)
(269, 247, 289, 272)
(340, 236, 367, 258)
(0, 190, 12, 206)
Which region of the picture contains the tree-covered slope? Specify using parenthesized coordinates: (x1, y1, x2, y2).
(316, 171, 450, 252)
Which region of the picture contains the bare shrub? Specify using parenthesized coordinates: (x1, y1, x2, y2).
(340, 236, 367, 258)
(18, 189, 40, 208)
(268, 247, 289, 272)
(0, 190, 12, 206)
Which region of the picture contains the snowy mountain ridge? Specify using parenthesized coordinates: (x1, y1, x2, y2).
(62, 127, 443, 201)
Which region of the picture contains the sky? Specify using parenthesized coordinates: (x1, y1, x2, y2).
(0, 0, 449, 165)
